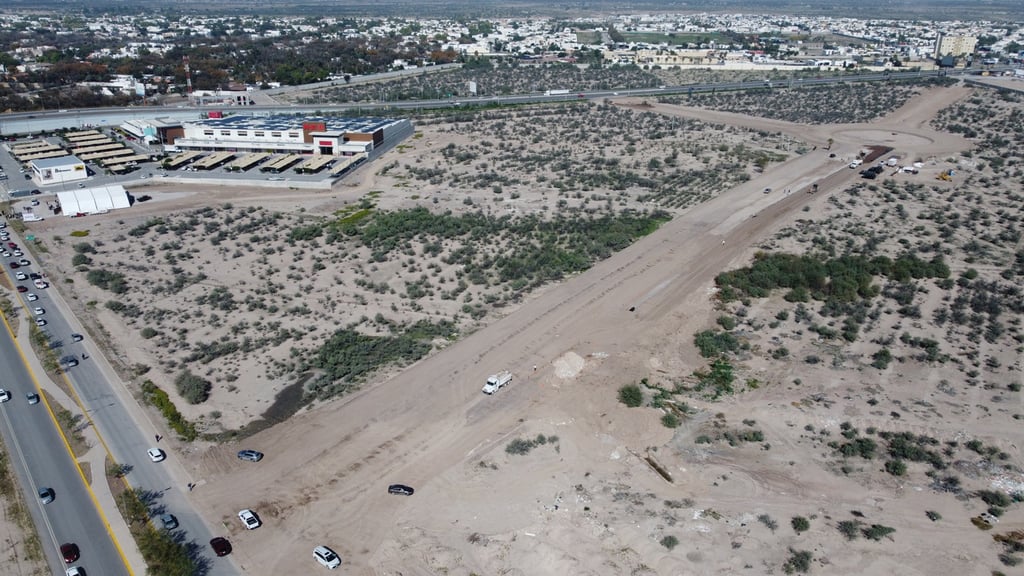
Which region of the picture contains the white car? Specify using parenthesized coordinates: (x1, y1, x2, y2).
(1, 251, 9, 257)
(313, 546, 341, 569)
(26, 293, 37, 301)
(15, 272, 27, 280)
(35, 318, 46, 327)
(238, 509, 261, 530)
(0, 389, 11, 403)
(66, 567, 85, 576)
(147, 448, 166, 462)
(34, 279, 48, 289)
(13, 250, 23, 257)
(33, 307, 44, 315)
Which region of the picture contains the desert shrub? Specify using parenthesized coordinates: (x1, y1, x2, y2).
(505, 438, 535, 455)
(717, 315, 737, 330)
(925, 510, 942, 521)
(140, 380, 197, 441)
(884, 459, 907, 476)
(791, 516, 810, 533)
(782, 549, 813, 574)
(837, 520, 862, 540)
(695, 357, 736, 397)
(140, 327, 158, 339)
(174, 370, 211, 404)
(871, 348, 892, 369)
(660, 535, 679, 550)
(618, 384, 643, 407)
(694, 329, 741, 358)
(71, 253, 92, 266)
(977, 490, 1012, 508)
(661, 413, 680, 428)
(1000, 554, 1022, 567)
(862, 524, 896, 541)
(86, 268, 128, 294)
(758, 514, 778, 532)
(69, 230, 90, 237)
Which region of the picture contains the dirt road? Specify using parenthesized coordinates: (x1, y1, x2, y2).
(191, 87, 975, 575)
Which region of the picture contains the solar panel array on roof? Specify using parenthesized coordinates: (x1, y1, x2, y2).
(191, 115, 398, 134)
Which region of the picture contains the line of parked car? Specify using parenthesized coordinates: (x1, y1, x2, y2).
(150, 445, 415, 569)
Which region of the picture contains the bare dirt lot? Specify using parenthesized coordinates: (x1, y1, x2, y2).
(21, 80, 1024, 575)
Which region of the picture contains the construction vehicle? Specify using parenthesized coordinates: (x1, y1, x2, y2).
(482, 371, 512, 394)
(937, 169, 953, 181)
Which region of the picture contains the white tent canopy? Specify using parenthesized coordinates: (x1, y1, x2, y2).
(57, 185, 130, 216)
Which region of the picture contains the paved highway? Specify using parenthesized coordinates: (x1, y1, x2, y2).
(2, 232, 238, 576)
(0, 298, 129, 575)
(0, 67, 980, 137)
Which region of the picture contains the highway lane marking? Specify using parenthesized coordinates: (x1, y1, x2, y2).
(0, 299, 137, 576)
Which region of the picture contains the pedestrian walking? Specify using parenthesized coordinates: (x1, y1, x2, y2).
(187, 483, 194, 492)
(155, 434, 161, 443)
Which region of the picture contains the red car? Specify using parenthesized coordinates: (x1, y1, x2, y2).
(61, 543, 80, 563)
(9, 262, 18, 269)
(210, 537, 231, 557)
(16, 286, 27, 293)
(7, 242, 16, 249)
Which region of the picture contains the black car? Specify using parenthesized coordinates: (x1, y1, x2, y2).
(237, 449, 264, 462)
(387, 484, 415, 496)
(71, 333, 84, 342)
(210, 537, 232, 557)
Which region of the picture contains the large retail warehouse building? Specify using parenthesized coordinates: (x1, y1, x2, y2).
(172, 116, 413, 158)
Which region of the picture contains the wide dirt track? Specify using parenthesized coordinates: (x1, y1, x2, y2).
(191, 86, 975, 575)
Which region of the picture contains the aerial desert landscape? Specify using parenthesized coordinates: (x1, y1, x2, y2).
(17, 76, 1024, 575)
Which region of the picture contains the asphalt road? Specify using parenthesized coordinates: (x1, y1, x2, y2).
(0, 306, 129, 575)
(2, 237, 238, 576)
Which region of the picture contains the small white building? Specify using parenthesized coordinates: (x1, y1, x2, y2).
(31, 155, 88, 186)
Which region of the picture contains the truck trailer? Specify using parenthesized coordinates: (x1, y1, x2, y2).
(544, 89, 570, 96)
(482, 371, 512, 394)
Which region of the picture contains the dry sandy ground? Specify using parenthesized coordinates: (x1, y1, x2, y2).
(22, 83, 1024, 575)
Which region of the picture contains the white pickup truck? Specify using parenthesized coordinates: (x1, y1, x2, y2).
(482, 371, 512, 394)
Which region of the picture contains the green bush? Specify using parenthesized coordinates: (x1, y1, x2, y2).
(71, 253, 93, 267)
(140, 381, 197, 441)
(505, 438, 536, 455)
(661, 413, 680, 428)
(660, 535, 679, 550)
(618, 384, 643, 407)
(871, 348, 892, 369)
(140, 327, 158, 339)
(837, 520, 862, 540)
(862, 524, 896, 541)
(782, 549, 813, 574)
(694, 329, 741, 358)
(174, 371, 211, 404)
(86, 269, 128, 294)
(884, 459, 907, 476)
(791, 516, 810, 533)
(716, 315, 737, 330)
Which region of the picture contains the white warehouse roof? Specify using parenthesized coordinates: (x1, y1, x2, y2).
(57, 185, 130, 216)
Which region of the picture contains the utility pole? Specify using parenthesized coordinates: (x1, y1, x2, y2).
(183, 55, 193, 104)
